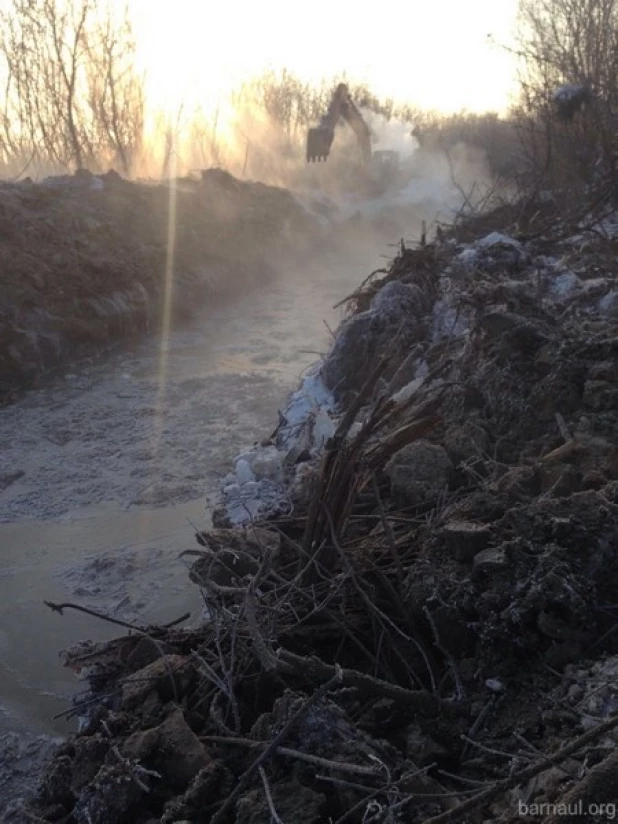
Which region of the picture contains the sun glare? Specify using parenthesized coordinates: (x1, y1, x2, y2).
(124, 0, 519, 118)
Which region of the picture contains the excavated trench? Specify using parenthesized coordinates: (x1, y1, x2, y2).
(0, 168, 470, 813)
(0, 258, 368, 745)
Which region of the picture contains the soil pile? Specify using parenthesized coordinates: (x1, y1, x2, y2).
(0, 168, 323, 404)
(11, 201, 618, 823)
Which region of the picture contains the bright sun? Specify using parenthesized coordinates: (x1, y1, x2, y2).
(124, 0, 520, 119)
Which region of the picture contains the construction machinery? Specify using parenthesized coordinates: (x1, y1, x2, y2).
(305, 85, 416, 197)
(306, 83, 373, 164)
(371, 149, 399, 178)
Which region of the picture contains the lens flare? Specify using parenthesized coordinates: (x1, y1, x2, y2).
(153, 144, 178, 459)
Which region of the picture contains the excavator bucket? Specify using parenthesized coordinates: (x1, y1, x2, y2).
(306, 126, 335, 163)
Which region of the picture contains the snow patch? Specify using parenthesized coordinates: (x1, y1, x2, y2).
(476, 232, 521, 249)
(582, 277, 610, 292)
(235, 459, 255, 485)
(454, 247, 478, 269)
(550, 271, 581, 298)
(430, 296, 469, 343)
(393, 377, 425, 404)
(221, 366, 337, 526)
(599, 289, 618, 315)
(278, 367, 335, 443)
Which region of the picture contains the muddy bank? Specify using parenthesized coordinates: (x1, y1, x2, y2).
(0, 168, 326, 404)
(16, 202, 618, 823)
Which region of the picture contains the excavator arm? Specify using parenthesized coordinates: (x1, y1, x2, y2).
(306, 83, 372, 164)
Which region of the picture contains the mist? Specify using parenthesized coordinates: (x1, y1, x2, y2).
(154, 92, 500, 253)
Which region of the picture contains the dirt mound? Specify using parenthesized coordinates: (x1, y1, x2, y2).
(14, 203, 618, 823)
(0, 169, 324, 404)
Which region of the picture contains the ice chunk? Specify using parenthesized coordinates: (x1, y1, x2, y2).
(416, 359, 429, 379)
(250, 447, 284, 482)
(370, 281, 418, 315)
(476, 232, 521, 249)
(312, 408, 336, 449)
(235, 459, 255, 485)
(582, 278, 609, 292)
(393, 377, 424, 403)
(282, 368, 334, 430)
(599, 289, 618, 315)
(454, 247, 478, 268)
(550, 271, 581, 298)
(430, 297, 469, 342)
(277, 366, 335, 453)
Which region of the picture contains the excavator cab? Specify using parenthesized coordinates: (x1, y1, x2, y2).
(373, 150, 399, 167)
(366, 150, 401, 195)
(371, 150, 400, 174)
(306, 125, 335, 162)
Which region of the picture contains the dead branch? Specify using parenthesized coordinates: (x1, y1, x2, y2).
(275, 647, 438, 712)
(202, 735, 383, 777)
(44, 600, 189, 634)
(421, 710, 618, 824)
(211, 669, 344, 823)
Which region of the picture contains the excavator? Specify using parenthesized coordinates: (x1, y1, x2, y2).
(306, 83, 373, 164)
(306, 83, 402, 192)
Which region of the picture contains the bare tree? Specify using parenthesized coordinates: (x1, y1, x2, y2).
(513, 0, 618, 190)
(86, 5, 145, 175)
(0, 0, 144, 177)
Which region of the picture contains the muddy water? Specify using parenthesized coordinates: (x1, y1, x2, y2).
(0, 259, 368, 739)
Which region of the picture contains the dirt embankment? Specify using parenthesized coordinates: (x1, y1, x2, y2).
(12, 203, 618, 823)
(0, 169, 324, 404)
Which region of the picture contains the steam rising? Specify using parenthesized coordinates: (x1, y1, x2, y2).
(175, 97, 496, 247)
(362, 110, 420, 156)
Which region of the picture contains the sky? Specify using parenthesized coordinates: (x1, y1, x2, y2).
(125, 0, 521, 117)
